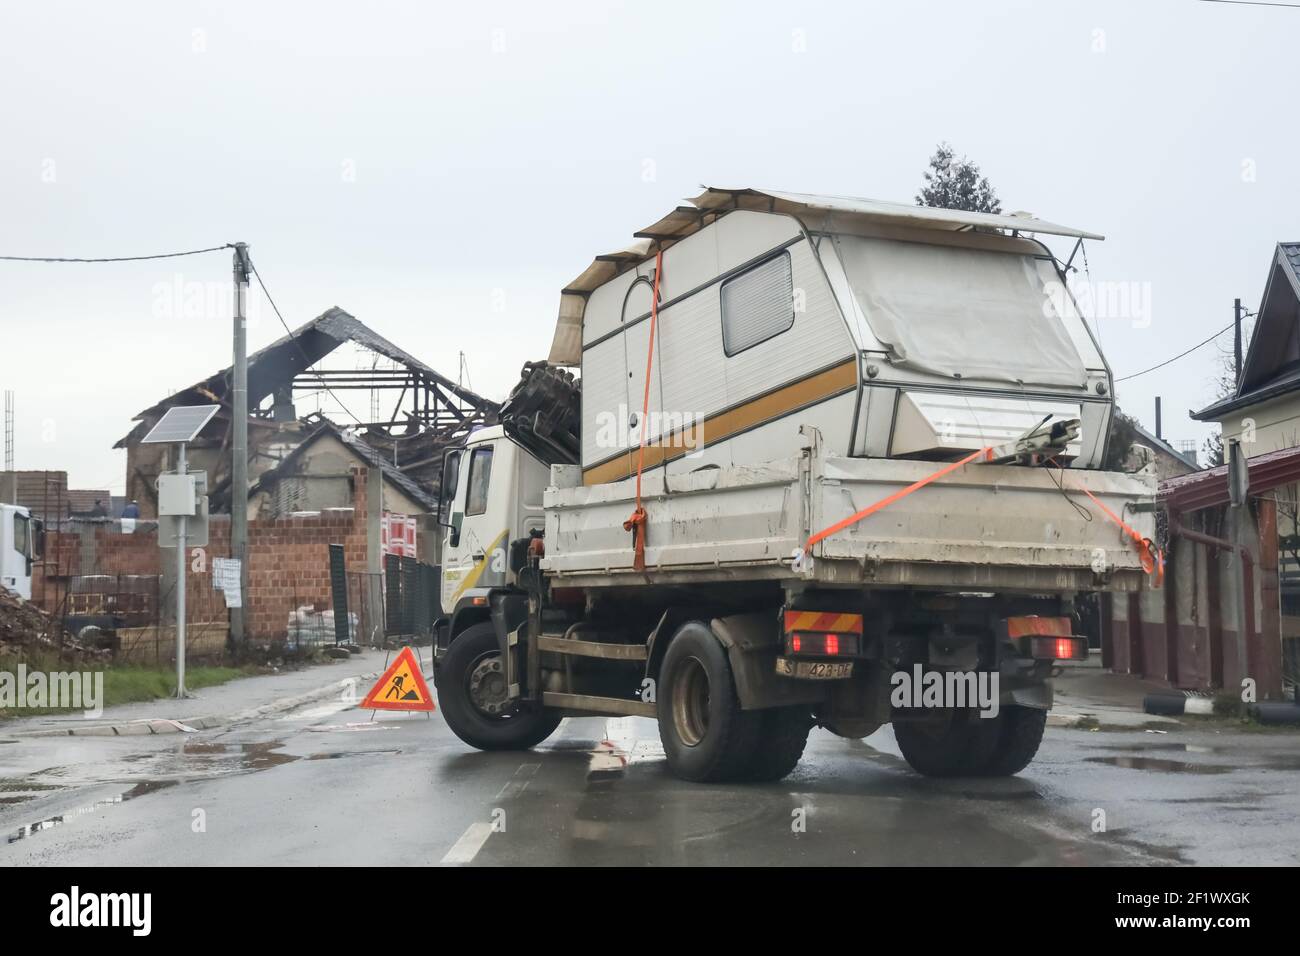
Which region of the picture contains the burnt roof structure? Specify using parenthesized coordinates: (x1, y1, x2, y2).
(116, 307, 498, 512)
(116, 307, 497, 447)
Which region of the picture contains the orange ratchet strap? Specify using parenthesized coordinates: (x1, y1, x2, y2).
(804, 446, 994, 552)
(800, 448, 1163, 587)
(1065, 468, 1164, 586)
(623, 249, 663, 572)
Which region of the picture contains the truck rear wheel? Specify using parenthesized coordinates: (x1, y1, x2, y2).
(435, 623, 562, 751)
(657, 621, 761, 782)
(892, 708, 999, 778)
(741, 707, 812, 782)
(979, 705, 1047, 776)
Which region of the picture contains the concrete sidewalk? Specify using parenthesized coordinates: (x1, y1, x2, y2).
(1, 648, 399, 738)
(1048, 654, 1182, 729)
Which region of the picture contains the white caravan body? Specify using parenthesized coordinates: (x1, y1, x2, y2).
(550, 188, 1114, 489)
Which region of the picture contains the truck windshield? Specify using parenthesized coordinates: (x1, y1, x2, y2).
(13, 511, 30, 557)
(834, 235, 1087, 388)
(465, 446, 493, 516)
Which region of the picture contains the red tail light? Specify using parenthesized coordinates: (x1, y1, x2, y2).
(785, 631, 857, 656)
(1024, 636, 1087, 661)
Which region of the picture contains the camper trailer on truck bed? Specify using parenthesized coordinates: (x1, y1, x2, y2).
(431, 187, 1159, 783)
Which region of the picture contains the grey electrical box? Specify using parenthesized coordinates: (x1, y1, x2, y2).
(158, 473, 198, 516)
(160, 472, 209, 548)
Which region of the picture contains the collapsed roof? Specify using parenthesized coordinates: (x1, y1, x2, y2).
(548, 186, 1104, 365)
(116, 306, 497, 447)
(116, 307, 498, 512)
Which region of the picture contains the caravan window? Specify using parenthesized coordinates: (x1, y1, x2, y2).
(720, 252, 795, 355)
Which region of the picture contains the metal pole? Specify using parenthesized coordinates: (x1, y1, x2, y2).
(1234, 297, 1243, 387)
(176, 442, 188, 698)
(230, 243, 251, 654)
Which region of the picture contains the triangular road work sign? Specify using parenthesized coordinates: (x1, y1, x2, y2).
(360, 646, 435, 712)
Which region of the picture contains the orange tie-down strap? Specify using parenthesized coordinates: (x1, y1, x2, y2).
(623, 248, 664, 572)
(1069, 472, 1164, 586)
(800, 448, 1163, 584)
(803, 446, 994, 552)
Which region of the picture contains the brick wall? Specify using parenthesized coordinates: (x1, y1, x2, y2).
(33, 466, 387, 644)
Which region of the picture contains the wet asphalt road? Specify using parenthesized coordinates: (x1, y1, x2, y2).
(1, 696, 1298, 866)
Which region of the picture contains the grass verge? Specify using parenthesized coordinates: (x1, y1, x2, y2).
(0, 658, 249, 719)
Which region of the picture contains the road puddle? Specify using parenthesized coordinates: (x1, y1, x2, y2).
(1086, 755, 1231, 774)
(1094, 742, 1220, 754)
(3, 738, 404, 844)
(7, 779, 178, 843)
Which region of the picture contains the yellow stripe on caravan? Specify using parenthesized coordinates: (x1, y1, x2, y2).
(582, 358, 858, 486)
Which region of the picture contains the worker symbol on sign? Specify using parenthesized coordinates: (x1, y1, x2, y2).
(384, 673, 419, 702)
(360, 646, 435, 712)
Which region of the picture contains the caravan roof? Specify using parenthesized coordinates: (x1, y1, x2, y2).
(548, 186, 1103, 364)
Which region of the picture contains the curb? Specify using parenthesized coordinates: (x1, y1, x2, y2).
(1144, 692, 1215, 717)
(6, 670, 382, 739)
(1047, 712, 1091, 728)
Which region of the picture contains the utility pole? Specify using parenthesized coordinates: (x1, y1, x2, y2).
(175, 442, 189, 697)
(1154, 396, 1162, 441)
(230, 243, 251, 654)
(1233, 297, 1243, 387)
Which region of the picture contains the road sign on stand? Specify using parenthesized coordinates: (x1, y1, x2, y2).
(360, 646, 435, 712)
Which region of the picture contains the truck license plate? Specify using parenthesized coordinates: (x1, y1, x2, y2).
(775, 658, 853, 680)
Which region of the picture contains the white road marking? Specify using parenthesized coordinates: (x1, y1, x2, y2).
(495, 762, 541, 800)
(442, 762, 541, 865)
(439, 822, 493, 865)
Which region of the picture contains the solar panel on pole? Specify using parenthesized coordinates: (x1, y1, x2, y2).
(140, 405, 220, 445)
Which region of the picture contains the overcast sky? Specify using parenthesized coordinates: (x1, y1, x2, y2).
(1, 0, 1295, 493)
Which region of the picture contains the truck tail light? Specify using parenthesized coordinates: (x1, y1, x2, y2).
(783, 609, 863, 656)
(1024, 636, 1087, 661)
(785, 630, 858, 656)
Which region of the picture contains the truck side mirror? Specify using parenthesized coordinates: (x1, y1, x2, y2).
(438, 451, 462, 530)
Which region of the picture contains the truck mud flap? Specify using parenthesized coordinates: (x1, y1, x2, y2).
(711, 613, 830, 710)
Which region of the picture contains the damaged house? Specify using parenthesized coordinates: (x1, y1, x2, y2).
(114, 306, 498, 520)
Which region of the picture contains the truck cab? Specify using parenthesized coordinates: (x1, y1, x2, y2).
(1, 503, 42, 601)
(435, 426, 549, 642)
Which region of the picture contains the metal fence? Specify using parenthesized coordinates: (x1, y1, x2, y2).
(383, 554, 438, 641)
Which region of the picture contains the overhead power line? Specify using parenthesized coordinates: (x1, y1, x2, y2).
(248, 260, 367, 428)
(1114, 322, 1236, 383)
(1197, 0, 1300, 8)
(0, 244, 234, 263)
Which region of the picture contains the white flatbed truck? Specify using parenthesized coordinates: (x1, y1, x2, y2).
(429, 188, 1159, 782)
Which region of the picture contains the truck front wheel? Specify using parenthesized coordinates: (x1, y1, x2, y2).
(435, 623, 562, 751)
(657, 621, 761, 782)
